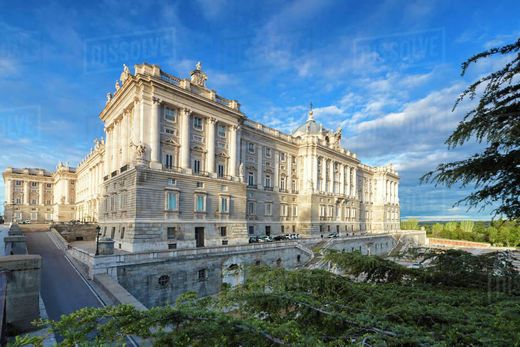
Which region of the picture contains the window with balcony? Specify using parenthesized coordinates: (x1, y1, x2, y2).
(280, 177, 286, 191)
(193, 159, 201, 174)
(217, 164, 225, 178)
(164, 153, 174, 169)
(264, 175, 272, 188)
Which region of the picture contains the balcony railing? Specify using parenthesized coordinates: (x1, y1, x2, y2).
(247, 184, 257, 189)
(164, 166, 183, 173)
(264, 186, 273, 191)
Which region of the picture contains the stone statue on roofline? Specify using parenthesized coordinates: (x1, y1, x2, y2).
(120, 64, 131, 84)
(190, 61, 208, 87)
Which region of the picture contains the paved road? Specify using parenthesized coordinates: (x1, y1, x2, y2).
(24, 231, 102, 321)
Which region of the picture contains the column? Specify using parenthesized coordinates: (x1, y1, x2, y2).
(64, 179, 70, 205)
(395, 182, 399, 204)
(240, 138, 246, 181)
(287, 155, 293, 192)
(114, 121, 120, 170)
(256, 144, 263, 188)
(229, 125, 238, 177)
(206, 118, 216, 174)
(346, 166, 351, 197)
(150, 97, 162, 166)
(352, 168, 357, 198)
(23, 181, 29, 205)
(340, 165, 345, 195)
(328, 160, 334, 193)
(39, 182, 44, 205)
(274, 150, 279, 190)
(121, 112, 128, 166)
(6, 179, 12, 204)
(104, 127, 111, 176)
(180, 108, 191, 169)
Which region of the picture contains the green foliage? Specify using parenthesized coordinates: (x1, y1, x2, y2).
(400, 219, 419, 230)
(445, 221, 458, 232)
(431, 223, 444, 236)
(460, 220, 475, 233)
(421, 38, 520, 220)
(16, 251, 520, 346)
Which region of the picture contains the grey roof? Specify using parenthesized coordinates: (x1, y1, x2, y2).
(292, 119, 323, 137)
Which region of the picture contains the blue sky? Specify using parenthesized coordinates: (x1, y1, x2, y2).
(0, 0, 518, 220)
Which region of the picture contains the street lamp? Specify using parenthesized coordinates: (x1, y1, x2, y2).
(95, 225, 101, 256)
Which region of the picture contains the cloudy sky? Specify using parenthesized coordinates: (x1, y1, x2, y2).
(0, 0, 518, 219)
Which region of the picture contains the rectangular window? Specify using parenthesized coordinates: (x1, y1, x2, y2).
(164, 154, 173, 169)
(15, 181, 22, 186)
(265, 226, 271, 236)
(193, 117, 203, 130)
(248, 143, 255, 153)
(219, 226, 227, 237)
(220, 197, 229, 213)
(195, 195, 206, 212)
(168, 243, 177, 249)
(168, 178, 177, 186)
(218, 124, 226, 137)
(217, 164, 225, 178)
(291, 179, 297, 192)
(198, 269, 207, 281)
(265, 148, 271, 158)
(196, 181, 204, 188)
(167, 227, 176, 239)
(264, 175, 272, 188)
(164, 127, 176, 135)
(31, 199, 37, 205)
(193, 159, 201, 173)
(46, 183, 52, 188)
(264, 202, 272, 216)
(120, 227, 125, 239)
(248, 201, 255, 215)
(280, 152, 286, 161)
(164, 107, 177, 122)
(248, 226, 254, 235)
(222, 240, 228, 245)
(166, 192, 178, 211)
(292, 205, 298, 217)
(31, 182, 37, 187)
(280, 177, 286, 190)
(248, 172, 255, 186)
(280, 204, 288, 217)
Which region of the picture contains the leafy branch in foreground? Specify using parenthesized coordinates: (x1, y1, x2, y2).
(421, 38, 520, 220)
(13, 253, 520, 346)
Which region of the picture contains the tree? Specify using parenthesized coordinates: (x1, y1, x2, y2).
(400, 219, 419, 230)
(421, 38, 520, 220)
(431, 223, 444, 236)
(460, 220, 475, 233)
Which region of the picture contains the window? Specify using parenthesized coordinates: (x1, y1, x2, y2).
(164, 127, 176, 135)
(198, 269, 207, 281)
(292, 205, 298, 217)
(264, 175, 272, 188)
(248, 226, 254, 235)
(31, 182, 37, 187)
(265, 148, 271, 158)
(281, 225, 285, 233)
(193, 117, 203, 130)
(31, 199, 37, 205)
(280, 152, 286, 161)
(248, 172, 255, 186)
(120, 227, 125, 239)
(164, 107, 177, 122)
(46, 200, 51, 205)
(265, 226, 271, 236)
(220, 196, 229, 213)
(158, 275, 170, 287)
(111, 227, 116, 239)
(248, 143, 255, 153)
(248, 201, 255, 215)
(219, 226, 227, 237)
(264, 202, 272, 216)
(46, 183, 52, 188)
(196, 181, 204, 188)
(193, 159, 201, 173)
(30, 212, 37, 220)
(166, 192, 178, 211)
(217, 164, 225, 178)
(15, 181, 22, 186)
(291, 179, 297, 192)
(167, 226, 176, 239)
(222, 240, 228, 245)
(195, 194, 206, 212)
(167, 178, 176, 186)
(280, 204, 288, 217)
(280, 177, 286, 191)
(218, 124, 226, 137)
(15, 197, 21, 204)
(168, 243, 177, 249)
(164, 154, 173, 169)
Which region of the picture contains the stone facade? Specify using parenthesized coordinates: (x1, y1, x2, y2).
(2, 164, 76, 223)
(3, 62, 400, 252)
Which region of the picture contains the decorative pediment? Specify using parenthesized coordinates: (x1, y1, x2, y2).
(246, 165, 256, 171)
(164, 137, 180, 147)
(216, 151, 229, 158)
(265, 168, 274, 174)
(191, 145, 206, 153)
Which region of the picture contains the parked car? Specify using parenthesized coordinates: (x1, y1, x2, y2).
(21, 220, 31, 224)
(249, 236, 259, 243)
(273, 235, 286, 241)
(327, 232, 339, 238)
(258, 236, 273, 242)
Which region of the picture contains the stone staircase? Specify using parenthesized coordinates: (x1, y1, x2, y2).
(304, 238, 335, 270)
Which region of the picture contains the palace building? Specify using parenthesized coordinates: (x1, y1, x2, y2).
(3, 63, 400, 252)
